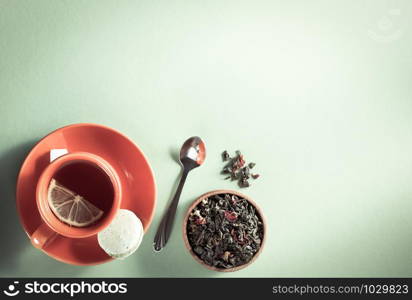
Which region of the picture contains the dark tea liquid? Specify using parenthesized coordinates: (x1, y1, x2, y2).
(52, 162, 114, 218)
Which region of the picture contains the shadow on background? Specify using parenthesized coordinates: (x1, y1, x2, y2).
(0, 140, 88, 276)
(0, 141, 36, 272)
(152, 146, 182, 232)
(134, 147, 217, 277)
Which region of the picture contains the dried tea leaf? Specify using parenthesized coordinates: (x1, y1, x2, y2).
(222, 150, 231, 161)
(186, 194, 264, 269)
(239, 178, 250, 188)
(220, 150, 259, 188)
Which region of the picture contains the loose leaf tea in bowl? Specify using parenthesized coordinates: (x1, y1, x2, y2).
(184, 190, 265, 272)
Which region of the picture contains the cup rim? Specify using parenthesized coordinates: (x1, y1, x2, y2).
(182, 189, 267, 272)
(36, 152, 121, 239)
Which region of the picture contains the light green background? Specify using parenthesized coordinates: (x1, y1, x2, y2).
(1, 0, 411, 277)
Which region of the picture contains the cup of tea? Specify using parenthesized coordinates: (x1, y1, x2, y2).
(31, 152, 122, 249)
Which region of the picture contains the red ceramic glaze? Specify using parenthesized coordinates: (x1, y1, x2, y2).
(32, 152, 122, 249)
(16, 123, 157, 265)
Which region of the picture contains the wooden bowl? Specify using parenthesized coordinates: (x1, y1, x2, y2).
(182, 189, 266, 272)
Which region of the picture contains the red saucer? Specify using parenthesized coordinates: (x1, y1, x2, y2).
(16, 123, 157, 265)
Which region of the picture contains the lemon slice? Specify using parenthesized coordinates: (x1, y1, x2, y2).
(47, 179, 104, 227)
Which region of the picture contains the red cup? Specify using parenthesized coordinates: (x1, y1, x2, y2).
(31, 152, 122, 249)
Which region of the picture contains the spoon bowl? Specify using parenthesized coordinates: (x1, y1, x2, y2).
(179, 136, 206, 169)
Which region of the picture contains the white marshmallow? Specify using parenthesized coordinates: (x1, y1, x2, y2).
(97, 209, 144, 259)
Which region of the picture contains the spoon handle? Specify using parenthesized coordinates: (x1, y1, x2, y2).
(154, 168, 189, 251)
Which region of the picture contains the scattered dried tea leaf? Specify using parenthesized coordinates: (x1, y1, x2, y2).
(222, 150, 231, 161)
(220, 150, 260, 188)
(239, 177, 250, 188)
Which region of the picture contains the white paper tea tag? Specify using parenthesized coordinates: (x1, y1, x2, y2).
(50, 149, 68, 162)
